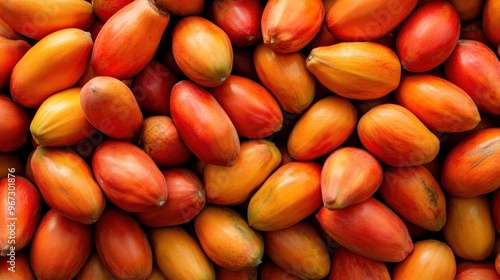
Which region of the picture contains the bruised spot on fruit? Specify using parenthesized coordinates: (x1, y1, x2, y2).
(422, 178, 438, 208)
(469, 140, 500, 169)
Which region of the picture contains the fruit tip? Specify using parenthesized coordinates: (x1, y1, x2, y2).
(158, 200, 165, 207)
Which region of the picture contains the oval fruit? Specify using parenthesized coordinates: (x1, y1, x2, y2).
(10, 28, 93, 108)
(138, 116, 191, 167)
(131, 59, 178, 116)
(263, 221, 331, 279)
(441, 128, 500, 197)
(208, 0, 262, 47)
(442, 195, 495, 261)
(326, 0, 417, 41)
(316, 198, 414, 263)
(204, 139, 281, 205)
(0, 95, 30, 152)
(444, 39, 500, 115)
(357, 103, 440, 167)
(483, 0, 500, 46)
(30, 87, 96, 147)
(171, 16, 233, 87)
(92, 0, 134, 22)
(95, 206, 153, 280)
(261, 0, 324, 53)
(321, 147, 383, 210)
(0, 37, 30, 89)
(209, 75, 283, 138)
(287, 96, 358, 161)
(75, 251, 114, 280)
(135, 168, 205, 227)
(391, 239, 456, 280)
(92, 140, 168, 213)
(0, 0, 94, 40)
(0, 249, 34, 279)
(80, 76, 143, 140)
(456, 261, 500, 280)
(170, 80, 240, 166)
(395, 74, 480, 133)
(91, 0, 170, 80)
(306, 42, 401, 100)
(449, 0, 485, 21)
(396, 1, 460, 72)
(379, 165, 447, 232)
(194, 205, 264, 271)
(247, 161, 322, 231)
(328, 246, 391, 280)
(149, 226, 216, 280)
(253, 43, 315, 114)
(30, 209, 92, 280)
(31, 146, 106, 224)
(0, 176, 41, 256)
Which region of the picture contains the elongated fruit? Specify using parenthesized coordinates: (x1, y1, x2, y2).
(31, 146, 106, 224)
(10, 28, 93, 108)
(170, 80, 240, 166)
(328, 246, 391, 280)
(316, 197, 414, 262)
(92, 140, 168, 213)
(30, 209, 92, 280)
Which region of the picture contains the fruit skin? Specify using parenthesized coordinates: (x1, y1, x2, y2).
(442, 195, 495, 261)
(0, 249, 35, 279)
(0, 37, 30, 90)
(194, 205, 264, 271)
(395, 74, 480, 133)
(0, 0, 94, 40)
(31, 146, 106, 224)
(208, 0, 263, 47)
(483, 0, 500, 46)
(444, 39, 500, 115)
(379, 165, 447, 232)
(492, 189, 500, 233)
(170, 80, 240, 166)
(209, 75, 283, 139)
(149, 226, 216, 280)
(260, 260, 301, 280)
(154, 0, 204, 16)
(261, 0, 324, 53)
(357, 103, 440, 167)
(391, 239, 456, 280)
(30, 209, 93, 280)
(92, 140, 168, 213)
(30, 87, 96, 147)
(247, 161, 322, 231)
(328, 246, 391, 280)
(316, 197, 414, 263)
(253, 43, 316, 114)
(95, 206, 153, 280)
(0, 176, 41, 256)
(456, 261, 500, 280)
(441, 128, 500, 198)
(92, 0, 134, 22)
(449, 0, 485, 21)
(287, 96, 358, 161)
(396, 1, 460, 72)
(263, 221, 331, 279)
(326, 0, 417, 41)
(306, 42, 401, 100)
(171, 16, 233, 87)
(131, 59, 178, 116)
(321, 147, 383, 210)
(216, 266, 258, 280)
(138, 116, 191, 167)
(0, 17, 22, 40)
(10, 28, 93, 108)
(135, 168, 205, 227)
(75, 251, 115, 280)
(91, 0, 170, 80)
(204, 139, 282, 205)
(0, 95, 30, 152)
(80, 74, 143, 140)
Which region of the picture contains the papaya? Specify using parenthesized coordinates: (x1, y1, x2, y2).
(75, 251, 114, 280)
(483, 0, 500, 46)
(0, 37, 30, 90)
(0, 95, 30, 152)
(328, 246, 390, 280)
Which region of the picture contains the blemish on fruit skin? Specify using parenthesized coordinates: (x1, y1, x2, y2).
(421, 178, 438, 207)
(469, 140, 499, 169)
